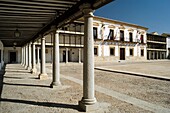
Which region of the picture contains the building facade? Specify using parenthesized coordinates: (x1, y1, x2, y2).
(162, 33, 170, 59)
(92, 16, 148, 62)
(147, 32, 167, 60)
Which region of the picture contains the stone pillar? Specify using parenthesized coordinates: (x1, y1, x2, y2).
(66, 48, 68, 63)
(157, 51, 159, 60)
(21, 47, 23, 65)
(50, 29, 61, 88)
(37, 47, 40, 64)
(79, 3, 97, 111)
(148, 51, 151, 60)
(153, 51, 155, 60)
(38, 35, 48, 79)
(78, 48, 81, 63)
(27, 43, 32, 70)
(24, 44, 28, 68)
(31, 42, 37, 74)
(22, 46, 25, 66)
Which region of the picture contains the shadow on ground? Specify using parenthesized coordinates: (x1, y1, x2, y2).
(0, 64, 6, 99)
(0, 64, 83, 112)
(3, 82, 50, 88)
(1, 98, 83, 111)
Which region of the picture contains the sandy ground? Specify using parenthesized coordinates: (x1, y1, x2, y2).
(0, 60, 170, 113)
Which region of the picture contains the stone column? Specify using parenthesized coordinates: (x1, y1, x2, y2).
(148, 51, 151, 60)
(153, 51, 155, 60)
(21, 47, 23, 65)
(24, 44, 28, 68)
(157, 51, 159, 60)
(31, 42, 37, 74)
(38, 35, 48, 79)
(50, 29, 61, 88)
(79, 3, 97, 111)
(27, 43, 32, 70)
(37, 47, 40, 64)
(160, 52, 162, 59)
(78, 48, 81, 63)
(66, 48, 68, 63)
(22, 46, 25, 66)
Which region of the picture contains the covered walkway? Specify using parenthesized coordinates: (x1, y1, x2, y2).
(0, 0, 114, 111)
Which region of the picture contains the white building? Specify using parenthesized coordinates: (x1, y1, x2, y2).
(40, 16, 148, 63)
(162, 33, 170, 59)
(92, 16, 148, 62)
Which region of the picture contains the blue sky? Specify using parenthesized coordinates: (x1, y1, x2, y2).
(94, 0, 170, 34)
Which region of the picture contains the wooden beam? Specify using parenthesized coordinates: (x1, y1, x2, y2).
(0, 2, 69, 10)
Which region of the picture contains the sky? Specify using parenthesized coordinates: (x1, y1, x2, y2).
(94, 0, 170, 35)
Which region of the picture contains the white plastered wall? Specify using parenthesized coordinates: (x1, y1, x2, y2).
(4, 47, 21, 63)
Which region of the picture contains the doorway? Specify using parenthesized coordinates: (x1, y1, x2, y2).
(120, 48, 125, 60)
(10, 52, 16, 63)
(63, 51, 66, 62)
(63, 50, 70, 62)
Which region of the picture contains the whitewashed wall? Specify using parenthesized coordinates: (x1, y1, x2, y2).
(4, 47, 21, 63)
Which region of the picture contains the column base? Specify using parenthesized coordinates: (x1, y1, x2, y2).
(38, 73, 48, 80)
(50, 81, 61, 88)
(79, 98, 97, 112)
(27, 66, 31, 71)
(31, 68, 37, 74)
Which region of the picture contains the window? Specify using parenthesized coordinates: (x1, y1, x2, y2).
(94, 48, 98, 55)
(130, 49, 133, 56)
(110, 48, 115, 56)
(93, 27, 98, 39)
(141, 49, 144, 56)
(140, 35, 144, 43)
(120, 30, 124, 41)
(129, 33, 133, 42)
(108, 29, 114, 40)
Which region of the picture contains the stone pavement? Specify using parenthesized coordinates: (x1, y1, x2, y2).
(1, 61, 170, 113)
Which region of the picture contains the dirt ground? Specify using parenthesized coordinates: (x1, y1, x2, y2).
(0, 60, 170, 113)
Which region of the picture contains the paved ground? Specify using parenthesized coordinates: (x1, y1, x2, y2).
(0, 60, 170, 113)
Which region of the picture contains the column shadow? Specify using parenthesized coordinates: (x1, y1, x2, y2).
(1, 98, 83, 112)
(3, 82, 50, 88)
(0, 64, 6, 99)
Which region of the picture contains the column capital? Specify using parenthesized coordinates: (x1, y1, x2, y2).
(79, 3, 94, 17)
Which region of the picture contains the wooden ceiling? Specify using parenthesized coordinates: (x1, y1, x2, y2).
(0, 0, 113, 47)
